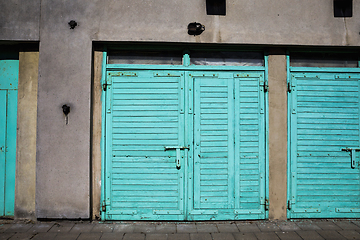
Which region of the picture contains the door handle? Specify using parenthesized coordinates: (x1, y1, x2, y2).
(164, 146, 189, 169)
(342, 148, 360, 168)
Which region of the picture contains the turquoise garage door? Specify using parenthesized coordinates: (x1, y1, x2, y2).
(102, 50, 268, 220)
(0, 53, 18, 217)
(288, 57, 360, 218)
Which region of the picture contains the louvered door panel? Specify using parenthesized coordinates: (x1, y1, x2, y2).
(193, 76, 234, 210)
(289, 72, 360, 218)
(105, 71, 185, 220)
(235, 74, 266, 215)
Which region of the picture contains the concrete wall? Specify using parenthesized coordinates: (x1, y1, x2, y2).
(35, 1, 94, 218)
(0, 1, 40, 41)
(268, 51, 288, 220)
(15, 51, 39, 221)
(92, 51, 103, 220)
(2, 0, 360, 46)
(92, 0, 360, 46)
(3, 0, 360, 219)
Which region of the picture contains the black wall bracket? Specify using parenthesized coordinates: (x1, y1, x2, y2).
(187, 22, 205, 36)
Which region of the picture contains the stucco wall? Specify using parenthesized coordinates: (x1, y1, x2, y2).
(15, 52, 39, 221)
(2, 0, 359, 219)
(92, 50, 103, 220)
(35, 1, 93, 218)
(268, 51, 288, 220)
(0, 1, 40, 41)
(92, 0, 360, 46)
(2, 0, 360, 45)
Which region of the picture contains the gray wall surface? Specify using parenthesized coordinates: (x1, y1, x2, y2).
(2, 0, 360, 219)
(2, 0, 360, 46)
(92, 0, 360, 46)
(0, 1, 40, 41)
(15, 52, 39, 221)
(35, 1, 94, 218)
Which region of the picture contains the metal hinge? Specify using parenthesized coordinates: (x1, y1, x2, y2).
(265, 199, 269, 210)
(259, 79, 269, 92)
(287, 200, 292, 210)
(261, 198, 269, 211)
(288, 76, 296, 93)
(264, 83, 269, 92)
(103, 75, 112, 91)
(101, 201, 106, 212)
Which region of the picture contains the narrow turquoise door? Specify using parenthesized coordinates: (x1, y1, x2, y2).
(188, 71, 266, 220)
(104, 70, 186, 220)
(289, 71, 360, 218)
(0, 53, 18, 217)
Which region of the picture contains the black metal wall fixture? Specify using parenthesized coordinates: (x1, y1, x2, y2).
(187, 22, 205, 36)
(334, 0, 352, 17)
(68, 20, 78, 29)
(62, 104, 71, 125)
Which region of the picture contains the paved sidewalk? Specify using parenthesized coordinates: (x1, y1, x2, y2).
(1, 219, 360, 240)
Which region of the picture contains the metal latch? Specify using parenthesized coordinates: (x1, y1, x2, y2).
(164, 146, 189, 169)
(342, 147, 360, 168)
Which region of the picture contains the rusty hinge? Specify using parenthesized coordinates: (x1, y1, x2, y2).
(261, 198, 269, 211)
(103, 83, 108, 91)
(101, 201, 106, 212)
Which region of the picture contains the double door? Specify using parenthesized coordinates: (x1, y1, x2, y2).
(103, 70, 266, 220)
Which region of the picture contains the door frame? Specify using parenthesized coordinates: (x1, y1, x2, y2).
(100, 47, 270, 220)
(0, 52, 19, 217)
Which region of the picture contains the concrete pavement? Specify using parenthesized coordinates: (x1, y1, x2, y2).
(1, 219, 360, 240)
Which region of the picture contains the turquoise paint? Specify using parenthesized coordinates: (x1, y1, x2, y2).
(106, 64, 265, 71)
(0, 53, 19, 217)
(102, 52, 268, 221)
(288, 67, 360, 218)
(0, 91, 6, 216)
(289, 67, 360, 73)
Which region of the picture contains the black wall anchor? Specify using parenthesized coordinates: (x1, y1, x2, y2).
(62, 104, 70, 125)
(187, 22, 205, 36)
(68, 20, 78, 29)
